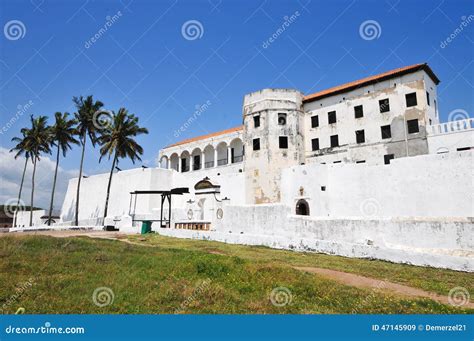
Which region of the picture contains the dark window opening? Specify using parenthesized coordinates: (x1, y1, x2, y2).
(355, 129, 365, 144)
(311, 138, 319, 151)
(384, 154, 395, 165)
(407, 119, 419, 134)
(426, 91, 430, 106)
(333, 161, 341, 164)
(354, 105, 363, 118)
(330, 134, 339, 148)
(279, 136, 288, 149)
(253, 115, 260, 128)
(381, 125, 391, 139)
(278, 113, 287, 125)
(181, 158, 189, 172)
(193, 155, 201, 170)
(328, 111, 337, 124)
(405, 92, 418, 107)
(457, 147, 472, 151)
(295, 199, 310, 216)
(311, 115, 319, 128)
(253, 138, 260, 151)
(321, 186, 326, 191)
(356, 160, 366, 164)
(379, 98, 390, 113)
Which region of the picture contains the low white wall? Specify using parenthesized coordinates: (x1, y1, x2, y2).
(160, 203, 474, 272)
(281, 151, 474, 218)
(14, 210, 45, 228)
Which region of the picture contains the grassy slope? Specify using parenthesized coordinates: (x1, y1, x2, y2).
(0, 235, 472, 314)
(128, 234, 474, 298)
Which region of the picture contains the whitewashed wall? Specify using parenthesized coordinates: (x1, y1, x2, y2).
(14, 209, 45, 227)
(161, 204, 474, 272)
(281, 151, 474, 218)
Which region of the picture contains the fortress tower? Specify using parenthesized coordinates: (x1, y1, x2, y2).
(242, 89, 305, 204)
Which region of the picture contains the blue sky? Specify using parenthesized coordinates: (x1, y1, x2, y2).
(0, 0, 473, 207)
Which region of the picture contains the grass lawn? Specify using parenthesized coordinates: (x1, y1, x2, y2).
(0, 234, 472, 314)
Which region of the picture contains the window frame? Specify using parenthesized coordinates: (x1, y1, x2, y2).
(379, 98, 390, 113)
(253, 115, 260, 128)
(328, 111, 337, 124)
(355, 129, 365, 144)
(311, 138, 319, 151)
(252, 138, 260, 151)
(407, 119, 420, 134)
(330, 134, 339, 148)
(405, 92, 418, 107)
(381, 125, 391, 139)
(279, 136, 288, 149)
(354, 105, 364, 118)
(311, 115, 319, 128)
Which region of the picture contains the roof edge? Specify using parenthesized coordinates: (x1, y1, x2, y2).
(163, 125, 243, 149)
(303, 63, 440, 103)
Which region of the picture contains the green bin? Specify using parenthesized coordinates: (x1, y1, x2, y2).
(141, 221, 152, 234)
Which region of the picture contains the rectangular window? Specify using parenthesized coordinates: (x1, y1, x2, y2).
(379, 98, 390, 113)
(355, 129, 365, 144)
(356, 160, 366, 164)
(381, 125, 391, 139)
(407, 119, 419, 134)
(279, 136, 288, 149)
(330, 134, 339, 148)
(311, 138, 319, 151)
(426, 91, 430, 106)
(328, 111, 337, 124)
(384, 154, 395, 165)
(311, 115, 319, 128)
(333, 161, 341, 164)
(253, 115, 260, 128)
(253, 138, 260, 151)
(434, 100, 437, 117)
(405, 92, 418, 107)
(354, 105, 363, 118)
(278, 113, 287, 125)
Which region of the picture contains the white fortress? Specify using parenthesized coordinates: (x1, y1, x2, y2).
(18, 63, 474, 271)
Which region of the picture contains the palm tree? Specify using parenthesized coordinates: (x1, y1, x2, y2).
(73, 95, 104, 226)
(98, 108, 148, 223)
(10, 130, 31, 227)
(47, 112, 79, 226)
(25, 115, 52, 226)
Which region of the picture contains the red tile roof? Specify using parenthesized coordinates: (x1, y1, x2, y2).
(164, 126, 243, 149)
(303, 63, 440, 103)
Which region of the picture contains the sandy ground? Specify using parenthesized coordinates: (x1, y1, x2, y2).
(3, 230, 472, 308)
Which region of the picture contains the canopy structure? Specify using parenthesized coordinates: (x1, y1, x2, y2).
(128, 187, 189, 228)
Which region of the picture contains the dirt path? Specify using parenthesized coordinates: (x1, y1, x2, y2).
(295, 266, 473, 308)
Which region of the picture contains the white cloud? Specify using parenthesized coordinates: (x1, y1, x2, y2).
(0, 147, 78, 210)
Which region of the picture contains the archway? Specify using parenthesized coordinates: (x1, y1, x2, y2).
(229, 138, 244, 163)
(295, 199, 310, 216)
(170, 153, 179, 171)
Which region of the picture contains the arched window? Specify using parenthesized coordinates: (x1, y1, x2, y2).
(295, 199, 310, 216)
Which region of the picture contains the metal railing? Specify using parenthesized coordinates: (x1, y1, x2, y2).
(182, 165, 190, 172)
(193, 163, 201, 171)
(217, 158, 228, 166)
(204, 161, 214, 168)
(232, 155, 243, 163)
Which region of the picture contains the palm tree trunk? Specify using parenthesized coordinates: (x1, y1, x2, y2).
(103, 153, 117, 225)
(75, 135, 86, 226)
(29, 157, 37, 227)
(13, 156, 28, 227)
(47, 146, 60, 226)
